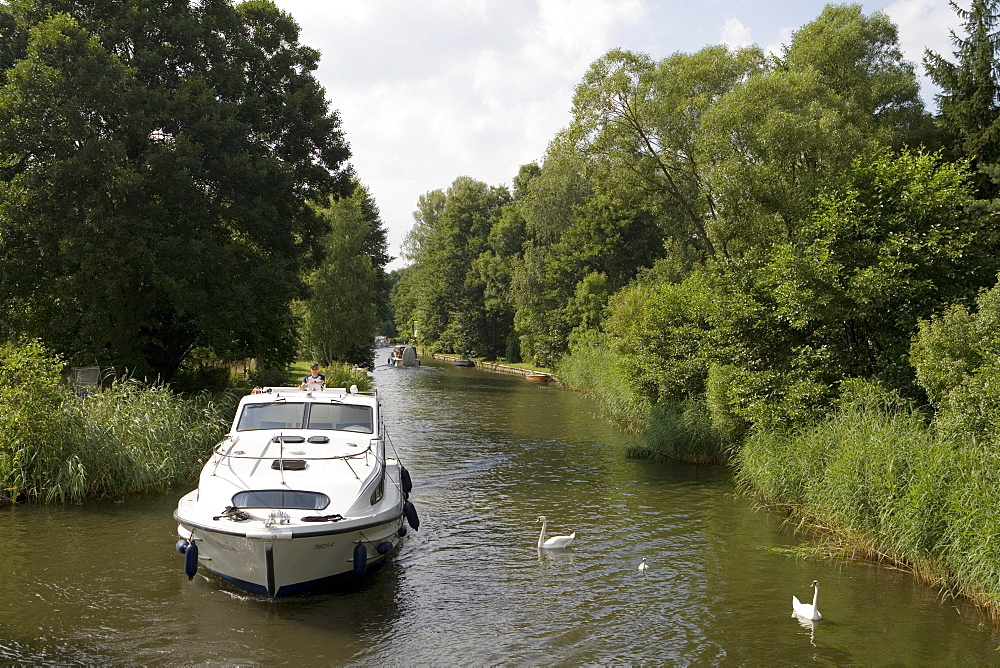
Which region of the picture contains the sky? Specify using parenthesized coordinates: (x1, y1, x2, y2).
(271, 0, 966, 270)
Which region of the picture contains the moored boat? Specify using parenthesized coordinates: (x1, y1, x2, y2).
(173, 386, 418, 596)
(525, 372, 554, 382)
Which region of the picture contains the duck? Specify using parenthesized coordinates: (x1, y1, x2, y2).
(536, 516, 575, 549)
(792, 580, 822, 620)
(638, 558, 649, 572)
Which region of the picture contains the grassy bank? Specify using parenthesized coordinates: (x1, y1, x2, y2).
(0, 341, 238, 504)
(735, 382, 1000, 616)
(0, 343, 377, 505)
(558, 341, 1000, 618)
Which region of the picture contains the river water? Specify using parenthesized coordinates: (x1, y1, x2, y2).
(1, 353, 998, 665)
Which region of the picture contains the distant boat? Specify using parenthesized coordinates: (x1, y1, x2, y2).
(452, 359, 475, 367)
(525, 372, 554, 382)
(388, 345, 420, 367)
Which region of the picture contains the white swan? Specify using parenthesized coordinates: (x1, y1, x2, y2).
(638, 558, 649, 572)
(536, 516, 575, 549)
(792, 580, 822, 620)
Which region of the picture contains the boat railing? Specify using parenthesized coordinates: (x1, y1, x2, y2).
(211, 437, 382, 462)
(254, 386, 377, 399)
(210, 436, 384, 484)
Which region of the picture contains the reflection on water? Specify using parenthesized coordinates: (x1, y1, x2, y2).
(0, 351, 998, 664)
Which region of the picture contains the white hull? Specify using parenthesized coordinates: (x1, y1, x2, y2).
(172, 386, 418, 596)
(175, 502, 406, 596)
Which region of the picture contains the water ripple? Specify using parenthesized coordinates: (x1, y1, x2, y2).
(0, 356, 996, 664)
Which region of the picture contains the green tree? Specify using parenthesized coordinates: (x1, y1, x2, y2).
(911, 276, 1000, 444)
(716, 150, 995, 428)
(470, 163, 535, 361)
(507, 135, 668, 365)
(0, 0, 351, 379)
(570, 45, 765, 260)
(379, 268, 402, 339)
(603, 264, 717, 406)
(389, 265, 418, 342)
(699, 4, 930, 256)
(783, 4, 927, 142)
(404, 177, 511, 357)
(699, 68, 861, 252)
(506, 139, 592, 363)
(301, 182, 387, 368)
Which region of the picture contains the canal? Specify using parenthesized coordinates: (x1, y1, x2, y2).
(1, 352, 997, 664)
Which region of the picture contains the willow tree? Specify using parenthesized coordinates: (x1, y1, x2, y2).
(569, 45, 766, 260)
(699, 4, 929, 256)
(0, 0, 352, 379)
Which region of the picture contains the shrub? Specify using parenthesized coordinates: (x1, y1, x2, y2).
(248, 365, 290, 388)
(0, 340, 237, 504)
(0, 341, 75, 502)
(171, 348, 238, 394)
(321, 363, 373, 392)
(634, 396, 730, 464)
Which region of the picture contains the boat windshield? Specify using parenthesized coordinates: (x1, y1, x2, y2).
(307, 403, 373, 433)
(236, 402, 305, 431)
(236, 401, 374, 434)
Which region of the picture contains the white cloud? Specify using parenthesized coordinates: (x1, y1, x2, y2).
(274, 0, 648, 267)
(761, 26, 794, 59)
(887, 0, 964, 57)
(720, 17, 752, 49)
(885, 0, 966, 106)
(271, 1, 971, 268)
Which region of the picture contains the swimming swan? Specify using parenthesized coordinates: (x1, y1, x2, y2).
(638, 558, 649, 572)
(792, 580, 822, 621)
(536, 516, 575, 549)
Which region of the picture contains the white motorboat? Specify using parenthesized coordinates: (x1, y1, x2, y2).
(387, 345, 420, 367)
(173, 386, 418, 596)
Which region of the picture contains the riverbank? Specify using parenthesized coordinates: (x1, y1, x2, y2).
(552, 341, 1000, 621)
(735, 385, 1000, 619)
(431, 353, 559, 382)
(4, 360, 995, 663)
(0, 342, 235, 504)
(0, 341, 240, 504)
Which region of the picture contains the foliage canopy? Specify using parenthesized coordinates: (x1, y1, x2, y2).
(0, 0, 352, 379)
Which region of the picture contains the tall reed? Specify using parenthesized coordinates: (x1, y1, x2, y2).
(939, 444, 1000, 611)
(628, 397, 728, 464)
(736, 383, 945, 543)
(0, 341, 239, 504)
(733, 380, 1000, 615)
(54, 383, 239, 501)
(556, 341, 649, 433)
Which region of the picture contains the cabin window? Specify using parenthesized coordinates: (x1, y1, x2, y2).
(307, 403, 374, 433)
(236, 402, 305, 431)
(232, 490, 330, 510)
(370, 476, 384, 505)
